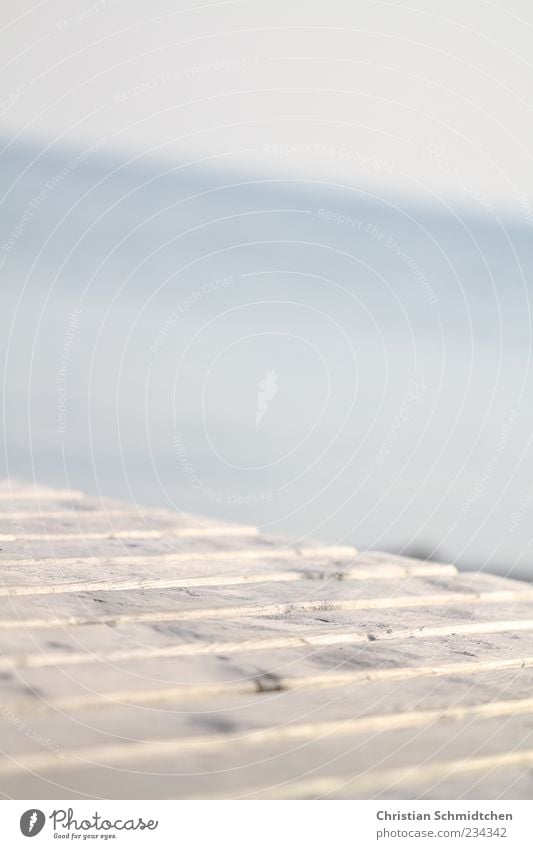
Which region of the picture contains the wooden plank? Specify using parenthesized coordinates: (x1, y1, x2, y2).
(0, 546, 364, 594)
(0, 526, 260, 542)
(377, 762, 533, 800)
(2, 593, 533, 670)
(225, 746, 533, 800)
(3, 712, 533, 800)
(0, 560, 456, 597)
(2, 627, 533, 713)
(3, 662, 533, 760)
(3, 696, 533, 776)
(0, 508, 220, 525)
(0, 543, 357, 569)
(0, 582, 528, 631)
(0, 570, 508, 629)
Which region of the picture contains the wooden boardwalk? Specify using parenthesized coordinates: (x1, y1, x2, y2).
(1, 480, 533, 799)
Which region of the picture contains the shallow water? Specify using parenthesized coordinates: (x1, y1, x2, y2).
(2, 141, 533, 578)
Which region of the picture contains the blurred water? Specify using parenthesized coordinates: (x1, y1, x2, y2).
(1, 140, 533, 578)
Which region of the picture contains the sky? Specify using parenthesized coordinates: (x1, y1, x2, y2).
(2, 1, 533, 571)
(1, 0, 532, 214)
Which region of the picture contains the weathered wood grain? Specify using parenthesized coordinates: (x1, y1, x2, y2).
(1, 483, 532, 799)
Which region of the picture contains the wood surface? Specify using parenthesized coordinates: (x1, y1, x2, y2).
(0, 481, 532, 799)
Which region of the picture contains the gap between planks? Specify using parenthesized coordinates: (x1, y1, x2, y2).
(0, 509, 188, 520)
(0, 526, 260, 542)
(0, 545, 356, 568)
